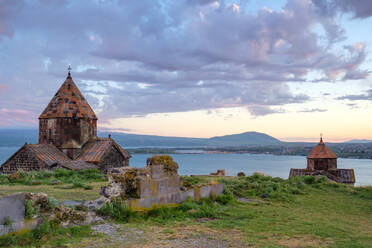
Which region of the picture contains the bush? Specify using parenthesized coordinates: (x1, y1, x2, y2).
(3, 216, 12, 226)
(25, 200, 35, 219)
(33, 218, 51, 240)
(303, 176, 316, 184)
(215, 189, 234, 205)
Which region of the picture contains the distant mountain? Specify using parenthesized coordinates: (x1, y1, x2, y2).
(205, 132, 282, 147)
(0, 129, 282, 148)
(346, 139, 372, 144)
(98, 131, 205, 147)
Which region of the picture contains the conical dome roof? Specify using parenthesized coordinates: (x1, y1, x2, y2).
(39, 73, 97, 119)
(307, 138, 337, 159)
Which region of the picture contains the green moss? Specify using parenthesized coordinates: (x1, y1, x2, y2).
(149, 155, 179, 175)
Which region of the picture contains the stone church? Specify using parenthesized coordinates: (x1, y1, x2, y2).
(0, 71, 130, 174)
(289, 137, 355, 184)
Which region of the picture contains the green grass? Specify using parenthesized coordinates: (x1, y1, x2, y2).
(0, 218, 94, 248)
(0, 181, 106, 201)
(1, 173, 372, 247)
(0, 168, 107, 186)
(96, 175, 372, 247)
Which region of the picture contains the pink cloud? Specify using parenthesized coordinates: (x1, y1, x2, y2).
(0, 108, 36, 126)
(0, 84, 7, 93)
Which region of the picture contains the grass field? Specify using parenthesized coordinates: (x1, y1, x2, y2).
(1, 174, 372, 247)
(0, 181, 106, 201)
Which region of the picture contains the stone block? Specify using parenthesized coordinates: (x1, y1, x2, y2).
(210, 183, 224, 196)
(150, 164, 165, 179)
(0, 193, 26, 225)
(180, 189, 194, 202)
(200, 185, 211, 199)
(138, 176, 180, 198)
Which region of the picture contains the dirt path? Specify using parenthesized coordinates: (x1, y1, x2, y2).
(77, 221, 247, 248)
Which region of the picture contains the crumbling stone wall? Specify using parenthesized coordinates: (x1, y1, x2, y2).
(91, 155, 224, 210)
(101, 162, 180, 200)
(1, 147, 45, 174)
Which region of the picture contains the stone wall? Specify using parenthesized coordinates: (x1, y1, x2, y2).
(1, 147, 44, 174)
(0, 193, 40, 236)
(94, 157, 225, 210)
(39, 118, 97, 156)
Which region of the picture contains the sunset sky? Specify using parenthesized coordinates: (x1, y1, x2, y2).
(1, 0, 372, 142)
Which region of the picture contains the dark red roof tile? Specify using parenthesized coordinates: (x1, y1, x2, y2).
(307, 138, 337, 159)
(39, 74, 97, 119)
(77, 138, 130, 163)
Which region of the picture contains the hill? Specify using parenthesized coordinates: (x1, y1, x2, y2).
(346, 139, 372, 144)
(206, 131, 282, 146)
(0, 129, 283, 147)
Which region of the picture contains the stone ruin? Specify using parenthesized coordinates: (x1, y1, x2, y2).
(0, 155, 225, 236)
(86, 155, 225, 210)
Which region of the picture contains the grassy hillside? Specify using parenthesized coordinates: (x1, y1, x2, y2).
(1, 173, 372, 247)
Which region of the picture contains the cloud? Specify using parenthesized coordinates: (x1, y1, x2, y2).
(0, 84, 7, 93)
(0, 108, 37, 126)
(248, 106, 285, 116)
(314, 0, 372, 19)
(337, 89, 372, 101)
(298, 108, 327, 113)
(0, 0, 370, 127)
(98, 127, 133, 133)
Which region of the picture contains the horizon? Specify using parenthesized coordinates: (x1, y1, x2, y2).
(0, 127, 366, 143)
(1, 1, 372, 142)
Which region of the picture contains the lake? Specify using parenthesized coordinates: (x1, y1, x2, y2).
(1, 147, 371, 186)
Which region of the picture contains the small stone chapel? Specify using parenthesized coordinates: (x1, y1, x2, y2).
(0, 70, 130, 174)
(289, 137, 355, 184)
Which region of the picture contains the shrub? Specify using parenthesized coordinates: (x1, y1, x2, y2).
(215, 189, 234, 205)
(25, 200, 36, 219)
(0, 174, 9, 184)
(3, 216, 12, 226)
(33, 218, 51, 240)
(303, 176, 316, 184)
(47, 197, 59, 209)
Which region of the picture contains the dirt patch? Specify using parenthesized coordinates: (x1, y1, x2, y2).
(81, 222, 248, 248)
(277, 235, 333, 248)
(149, 224, 248, 248)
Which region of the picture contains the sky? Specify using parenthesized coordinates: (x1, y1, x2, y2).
(1, 0, 372, 142)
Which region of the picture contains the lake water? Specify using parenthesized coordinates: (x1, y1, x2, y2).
(1, 147, 371, 186)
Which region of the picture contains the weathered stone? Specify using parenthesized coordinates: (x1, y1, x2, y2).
(0, 193, 26, 225)
(84, 197, 110, 211)
(98, 156, 224, 210)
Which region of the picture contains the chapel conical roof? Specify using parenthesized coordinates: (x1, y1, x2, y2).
(307, 138, 337, 159)
(39, 72, 97, 119)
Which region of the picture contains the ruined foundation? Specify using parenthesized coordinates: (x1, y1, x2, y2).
(87, 156, 225, 210)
